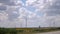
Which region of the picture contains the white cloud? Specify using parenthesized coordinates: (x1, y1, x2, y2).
(0, 0, 60, 27)
(26, 0, 37, 6)
(19, 7, 39, 19)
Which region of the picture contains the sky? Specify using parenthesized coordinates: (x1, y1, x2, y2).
(0, 0, 60, 28)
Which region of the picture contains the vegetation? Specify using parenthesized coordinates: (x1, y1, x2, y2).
(0, 27, 60, 34)
(0, 28, 17, 34)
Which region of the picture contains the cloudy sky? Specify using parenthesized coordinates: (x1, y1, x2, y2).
(0, 0, 60, 28)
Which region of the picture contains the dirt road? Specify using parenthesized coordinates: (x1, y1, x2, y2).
(34, 31, 60, 34)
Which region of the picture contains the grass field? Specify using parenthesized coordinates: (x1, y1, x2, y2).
(0, 27, 60, 34)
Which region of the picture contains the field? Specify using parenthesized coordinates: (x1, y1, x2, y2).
(0, 27, 60, 34)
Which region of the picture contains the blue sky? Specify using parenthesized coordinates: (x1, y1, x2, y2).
(21, 0, 42, 16)
(0, 0, 60, 27)
(21, 0, 26, 4)
(21, 0, 36, 11)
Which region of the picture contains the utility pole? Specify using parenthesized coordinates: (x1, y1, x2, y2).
(25, 16, 27, 28)
(23, 14, 27, 28)
(53, 21, 55, 27)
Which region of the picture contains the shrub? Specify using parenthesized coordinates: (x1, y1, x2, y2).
(0, 28, 8, 34)
(17, 30, 24, 33)
(0, 28, 17, 34)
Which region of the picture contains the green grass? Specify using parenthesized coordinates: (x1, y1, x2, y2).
(0, 27, 60, 34)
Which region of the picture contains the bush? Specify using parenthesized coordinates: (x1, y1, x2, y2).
(0, 28, 17, 34)
(0, 28, 8, 34)
(17, 30, 24, 33)
(57, 27, 60, 29)
(7, 28, 17, 34)
(32, 29, 41, 32)
(9, 30, 17, 34)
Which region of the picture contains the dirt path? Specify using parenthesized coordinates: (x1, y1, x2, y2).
(34, 31, 60, 34)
